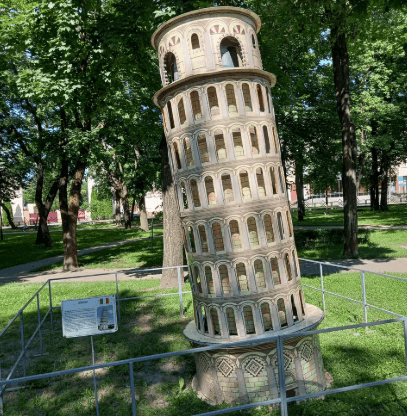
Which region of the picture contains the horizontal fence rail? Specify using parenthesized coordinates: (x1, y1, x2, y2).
(1, 318, 406, 416)
(1, 260, 407, 415)
(299, 258, 407, 321)
(0, 264, 190, 412)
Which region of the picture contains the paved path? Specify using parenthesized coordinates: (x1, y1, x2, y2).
(0, 235, 163, 282)
(1, 225, 406, 283)
(300, 257, 407, 276)
(3, 256, 406, 285)
(5, 224, 406, 235)
(294, 225, 407, 230)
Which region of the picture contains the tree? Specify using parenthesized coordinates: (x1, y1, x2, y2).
(159, 134, 184, 288)
(253, 0, 407, 255)
(1, 0, 160, 269)
(0, 148, 29, 238)
(350, 7, 407, 212)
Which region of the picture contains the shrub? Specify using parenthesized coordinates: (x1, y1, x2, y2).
(1, 201, 13, 226)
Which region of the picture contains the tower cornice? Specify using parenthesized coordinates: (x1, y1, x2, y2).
(153, 69, 276, 107)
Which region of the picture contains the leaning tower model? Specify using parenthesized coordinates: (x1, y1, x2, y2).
(152, 7, 327, 404)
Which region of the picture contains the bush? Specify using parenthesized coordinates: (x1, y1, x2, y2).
(1, 201, 13, 226)
(90, 190, 113, 220)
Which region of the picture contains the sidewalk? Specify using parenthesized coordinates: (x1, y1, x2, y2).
(300, 257, 407, 276)
(1, 254, 406, 285)
(0, 235, 163, 282)
(293, 225, 407, 230)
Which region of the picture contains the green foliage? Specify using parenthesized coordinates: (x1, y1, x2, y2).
(178, 377, 185, 393)
(1, 201, 12, 226)
(90, 189, 113, 220)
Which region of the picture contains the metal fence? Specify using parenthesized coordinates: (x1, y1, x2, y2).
(299, 258, 407, 321)
(1, 261, 407, 416)
(0, 264, 190, 414)
(289, 192, 407, 209)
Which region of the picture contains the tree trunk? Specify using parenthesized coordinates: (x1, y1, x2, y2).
(325, 185, 329, 214)
(121, 189, 131, 229)
(370, 147, 380, 211)
(369, 171, 375, 211)
(131, 198, 136, 223)
(59, 156, 87, 271)
(139, 196, 149, 232)
(331, 27, 358, 256)
(159, 134, 184, 288)
(34, 164, 59, 247)
(380, 149, 389, 211)
(295, 162, 305, 221)
(372, 147, 380, 210)
(0, 202, 16, 229)
(0, 200, 3, 241)
(115, 189, 121, 226)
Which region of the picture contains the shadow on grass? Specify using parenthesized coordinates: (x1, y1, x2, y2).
(292, 204, 407, 227)
(296, 229, 407, 262)
(0, 227, 162, 271)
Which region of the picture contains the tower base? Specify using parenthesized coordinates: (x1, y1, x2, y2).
(185, 305, 328, 405)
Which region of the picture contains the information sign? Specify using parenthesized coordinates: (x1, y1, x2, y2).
(61, 295, 118, 338)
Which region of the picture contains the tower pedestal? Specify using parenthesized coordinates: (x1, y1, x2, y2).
(185, 304, 327, 404)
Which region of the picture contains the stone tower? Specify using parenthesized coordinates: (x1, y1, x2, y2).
(152, 6, 327, 404)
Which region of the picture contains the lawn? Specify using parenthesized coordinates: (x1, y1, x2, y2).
(295, 229, 407, 260)
(292, 204, 407, 227)
(0, 226, 163, 270)
(36, 237, 164, 271)
(1, 272, 407, 415)
(35, 228, 407, 274)
(2, 221, 119, 234)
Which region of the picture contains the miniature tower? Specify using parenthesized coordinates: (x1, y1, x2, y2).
(99, 308, 109, 330)
(152, 7, 327, 404)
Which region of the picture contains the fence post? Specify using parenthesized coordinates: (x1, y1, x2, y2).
(403, 319, 407, 373)
(129, 362, 138, 415)
(115, 273, 121, 321)
(277, 336, 288, 416)
(48, 280, 54, 331)
(178, 266, 185, 318)
(19, 312, 26, 377)
(361, 271, 368, 324)
(319, 264, 326, 314)
(0, 357, 3, 416)
(36, 294, 43, 354)
(90, 336, 100, 416)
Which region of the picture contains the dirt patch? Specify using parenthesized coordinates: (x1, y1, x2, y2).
(159, 360, 185, 374)
(77, 366, 109, 379)
(135, 313, 153, 332)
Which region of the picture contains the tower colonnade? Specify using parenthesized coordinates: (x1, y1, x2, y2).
(152, 6, 327, 404)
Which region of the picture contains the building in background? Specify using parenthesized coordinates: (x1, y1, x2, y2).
(394, 160, 407, 194)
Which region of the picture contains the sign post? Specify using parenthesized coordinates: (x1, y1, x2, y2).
(61, 295, 118, 416)
(61, 295, 118, 338)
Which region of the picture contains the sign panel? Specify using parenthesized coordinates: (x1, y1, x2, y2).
(61, 295, 118, 338)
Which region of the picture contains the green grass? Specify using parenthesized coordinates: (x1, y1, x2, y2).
(0, 226, 163, 270)
(296, 229, 407, 260)
(36, 237, 164, 271)
(1, 272, 407, 415)
(34, 228, 407, 273)
(292, 204, 407, 227)
(2, 221, 119, 234)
